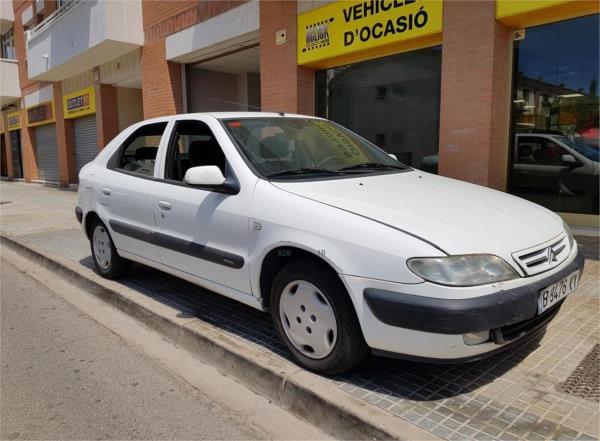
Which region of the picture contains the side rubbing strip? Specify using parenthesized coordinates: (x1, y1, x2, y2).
(109, 219, 155, 244)
(108, 219, 244, 269)
(154, 233, 244, 269)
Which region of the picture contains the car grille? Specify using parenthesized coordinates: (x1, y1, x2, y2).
(513, 234, 570, 276)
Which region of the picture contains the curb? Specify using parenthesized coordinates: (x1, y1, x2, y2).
(0, 232, 441, 441)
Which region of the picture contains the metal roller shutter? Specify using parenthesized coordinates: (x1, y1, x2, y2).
(34, 124, 59, 183)
(74, 115, 98, 174)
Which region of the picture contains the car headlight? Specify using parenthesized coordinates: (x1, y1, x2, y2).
(563, 220, 575, 249)
(407, 255, 519, 287)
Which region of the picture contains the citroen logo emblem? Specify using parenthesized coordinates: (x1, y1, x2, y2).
(547, 247, 557, 263)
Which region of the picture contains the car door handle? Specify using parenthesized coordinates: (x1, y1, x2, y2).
(158, 200, 172, 211)
(101, 187, 111, 196)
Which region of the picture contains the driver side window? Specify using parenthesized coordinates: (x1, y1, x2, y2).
(165, 120, 226, 182)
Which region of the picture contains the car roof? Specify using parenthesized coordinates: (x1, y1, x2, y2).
(141, 112, 321, 123)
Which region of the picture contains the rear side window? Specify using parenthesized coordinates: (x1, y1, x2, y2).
(110, 122, 167, 177)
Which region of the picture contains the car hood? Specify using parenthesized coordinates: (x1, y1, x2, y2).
(270, 170, 564, 259)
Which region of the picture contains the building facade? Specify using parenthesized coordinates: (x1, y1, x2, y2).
(0, 0, 598, 229)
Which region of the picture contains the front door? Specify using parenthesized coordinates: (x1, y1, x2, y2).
(9, 130, 23, 179)
(153, 117, 252, 295)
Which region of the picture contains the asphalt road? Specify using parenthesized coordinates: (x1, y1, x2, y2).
(0, 256, 272, 440)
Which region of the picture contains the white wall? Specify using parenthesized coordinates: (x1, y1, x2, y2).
(117, 87, 143, 132)
(27, 0, 143, 81)
(0, 60, 20, 103)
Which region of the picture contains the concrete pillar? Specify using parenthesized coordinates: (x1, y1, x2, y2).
(96, 84, 119, 150)
(260, 0, 315, 115)
(438, 0, 512, 191)
(2, 112, 15, 178)
(53, 82, 76, 185)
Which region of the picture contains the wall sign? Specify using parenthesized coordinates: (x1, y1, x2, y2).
(26, 102, 55, 127)
(63, 86, 96, 119)
(276, 29, 287, 45)
(7, 111, 21, 131)
(297, 0, 443, 68)
(496, 0, 599, 27)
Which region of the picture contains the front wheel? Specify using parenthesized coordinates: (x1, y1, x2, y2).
(89, 218, 130, 279)
(270, 260, 369, 375)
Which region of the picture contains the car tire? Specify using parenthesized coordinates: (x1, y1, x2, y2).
(89, 218, 130, 279)
(270, 260, 369, 375)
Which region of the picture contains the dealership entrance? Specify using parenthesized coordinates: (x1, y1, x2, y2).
(186, 46, 261, 113)
(509, 13, 599, 217)
(316, 46, 442, 172)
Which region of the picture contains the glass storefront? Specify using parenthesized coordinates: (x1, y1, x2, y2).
(510, 14, 599, 215)
(316, 46, 442, 173)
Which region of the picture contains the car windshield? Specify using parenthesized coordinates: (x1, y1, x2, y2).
(221, 117, 408, 178)
(563, 136, 600, 162)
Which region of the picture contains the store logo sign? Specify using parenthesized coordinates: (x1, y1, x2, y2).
(303, 18, 333, 52)
(7, 111, 20, 131)
(63, 87, 96, 119)
(298, 0, 443, 68)
(26, 102, 54, 127)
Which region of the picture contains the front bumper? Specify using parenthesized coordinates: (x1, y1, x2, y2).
(343, 247, 584, 361)
(364, 249, 584, 335)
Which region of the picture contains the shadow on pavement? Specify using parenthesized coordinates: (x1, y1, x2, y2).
(78, 255, 545, 402)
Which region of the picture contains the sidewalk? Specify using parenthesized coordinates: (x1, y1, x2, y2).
(1, 181, 598, 441)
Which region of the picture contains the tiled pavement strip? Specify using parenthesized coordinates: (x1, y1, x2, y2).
(1, 181, 598, 441)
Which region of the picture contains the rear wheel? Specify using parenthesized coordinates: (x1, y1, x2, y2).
(271, 260, 369, 375)
(89, 218, 130, 279)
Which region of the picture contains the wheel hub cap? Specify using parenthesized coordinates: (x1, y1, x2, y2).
(93, 226, 111, 270)
(279, 280, 337, 359)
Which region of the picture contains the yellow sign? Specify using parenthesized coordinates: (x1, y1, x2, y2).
(26, 101, 55, 127)
(7, 111, 21, 131)
(496, 0, 599, 27)
(297, 0, 443, 68)
(63, 86, 96, 119)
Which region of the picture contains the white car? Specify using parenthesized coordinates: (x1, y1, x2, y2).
(76, 112, 584, 374)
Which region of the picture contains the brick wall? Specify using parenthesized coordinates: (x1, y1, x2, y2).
(96, 84, 119, 150)
(141, 0, 246, 118)
(260, 0, 315, 115)
(438, 0, 512, 190)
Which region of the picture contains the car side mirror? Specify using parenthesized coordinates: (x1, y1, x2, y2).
(561, 154, 578, 165)
(183, 166, 239, 194)
(388, 153, 398, 160)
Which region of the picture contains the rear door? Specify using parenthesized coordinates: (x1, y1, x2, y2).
(97, 121, 170, 262)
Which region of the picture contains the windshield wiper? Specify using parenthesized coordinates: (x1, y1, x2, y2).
(265, 168, 342, 178)
(337, 162, 407, 172)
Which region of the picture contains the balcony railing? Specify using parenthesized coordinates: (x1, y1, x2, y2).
(28, 0, 81, 42)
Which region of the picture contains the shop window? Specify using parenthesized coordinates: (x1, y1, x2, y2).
(510, 14, 599, 215)
(316, 46, 441, 173)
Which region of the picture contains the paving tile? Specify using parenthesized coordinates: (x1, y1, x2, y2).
(2, 181, 599, 441)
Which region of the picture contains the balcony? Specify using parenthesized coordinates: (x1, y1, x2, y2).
(26, 0, 143, 81)
(0, 59, 20, 106)
(0, 0, 14, 33)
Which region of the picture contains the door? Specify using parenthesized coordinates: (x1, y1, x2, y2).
(98, 121, 168, 262)
(9, 130, 23, 179)
(153, 118, 252, 294)
(34, 124, 59, 183)
(74, 115, 98, 176)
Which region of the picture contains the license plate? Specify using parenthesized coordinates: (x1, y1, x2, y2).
(538, 270, 579, 314)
